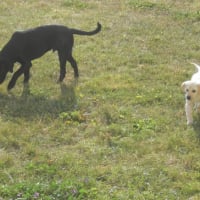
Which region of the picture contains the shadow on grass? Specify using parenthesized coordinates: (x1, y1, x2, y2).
(0, 81, 77, 121)
(192, 115, 200, 140)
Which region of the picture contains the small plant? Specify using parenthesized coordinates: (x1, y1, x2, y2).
(128, 0, 167, 11)
(132, 118, 157, 133)
(59, 110, 86, 124)
(63, 0, 90, 9)
(0, 180, 93, 199)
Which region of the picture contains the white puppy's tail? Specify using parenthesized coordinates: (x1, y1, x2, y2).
(191, 62, 200, 72)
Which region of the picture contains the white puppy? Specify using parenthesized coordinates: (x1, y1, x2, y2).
(182, 63, 200, 125)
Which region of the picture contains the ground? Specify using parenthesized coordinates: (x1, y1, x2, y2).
(0, 0, 200, 199)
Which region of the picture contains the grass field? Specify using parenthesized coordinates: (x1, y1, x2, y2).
(0, 0, 200, 199)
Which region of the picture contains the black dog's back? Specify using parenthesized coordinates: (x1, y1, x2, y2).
(3, 25, 73, 60)
(0, 22, 101, 90)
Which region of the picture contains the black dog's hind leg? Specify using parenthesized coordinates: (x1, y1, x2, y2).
(67, 53, 79, 78)
(58, 50, 67, 82)
(8, 62, 32, 90)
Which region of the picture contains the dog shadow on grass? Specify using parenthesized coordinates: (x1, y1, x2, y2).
(192, 115, 200, 140)
(0, 81, 78, 121)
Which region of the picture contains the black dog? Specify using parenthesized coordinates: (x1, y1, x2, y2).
(0, 22, 101, 90)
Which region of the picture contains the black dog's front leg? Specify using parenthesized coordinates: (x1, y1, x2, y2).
(23, 62, 32, 84)
(8, 62, 32, 90)
(8, 66, 24, 90)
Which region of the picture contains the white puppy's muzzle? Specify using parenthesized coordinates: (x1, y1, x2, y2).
(186, 95, 191, 100)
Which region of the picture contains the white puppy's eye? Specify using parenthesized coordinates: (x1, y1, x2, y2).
(186, 89, 189, 92)
(192, 90, 196, 93)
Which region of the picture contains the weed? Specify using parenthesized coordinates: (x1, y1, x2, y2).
(59, 110, 86, 124)
(0, 180, 93, 199)
(62, 0, 91, 9)
(127, 0, 167, 11)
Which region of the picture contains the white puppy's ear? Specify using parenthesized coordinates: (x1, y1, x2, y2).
(181, 82, 186, 91)
(197, 83, 200, 95)
(181, 81, 190, 92)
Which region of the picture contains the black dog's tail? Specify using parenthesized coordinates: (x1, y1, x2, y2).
(70, 22, 101, 36)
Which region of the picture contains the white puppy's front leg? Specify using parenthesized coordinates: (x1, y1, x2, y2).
(185, 101, 193, 125)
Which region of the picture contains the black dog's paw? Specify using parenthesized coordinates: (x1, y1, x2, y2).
(7, 81, 16, 90)
(74, 72, 79, 78)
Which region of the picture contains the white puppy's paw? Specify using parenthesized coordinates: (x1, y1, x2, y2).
(187, 120, 193, 126)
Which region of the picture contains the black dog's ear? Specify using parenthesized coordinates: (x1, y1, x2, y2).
(5, 60, 14, 73)
(0, 59, 13, 73)
(8, 61, 14, 73)
(0, 59, 4, 68)
(0, 58, 3, 64)
(8, 66, 13, 73)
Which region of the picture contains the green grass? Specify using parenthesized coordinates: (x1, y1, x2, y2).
(0, 0, 200, 199)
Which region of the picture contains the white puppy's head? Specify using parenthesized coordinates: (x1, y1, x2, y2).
(181, 81, 200, 101)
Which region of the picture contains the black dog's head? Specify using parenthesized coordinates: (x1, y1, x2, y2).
(0, 58, 14, 84)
